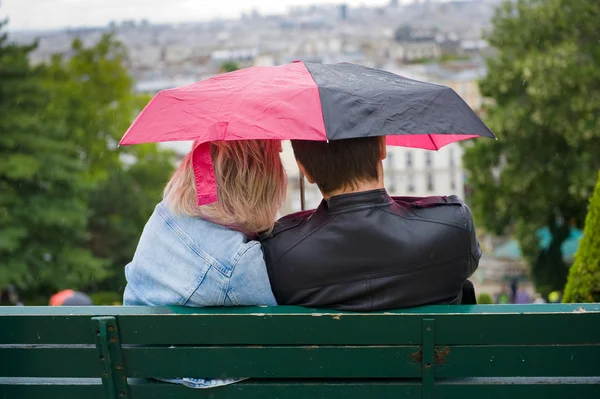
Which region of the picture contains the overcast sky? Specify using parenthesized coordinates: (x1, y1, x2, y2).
(1, 0, 401, 31)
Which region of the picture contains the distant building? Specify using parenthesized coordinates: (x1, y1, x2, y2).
(394, 25, 437, 43)
(391, 25, 441, 62)
(415, 61, 487, 111)
(385, 144, 465, 198)
(211, 48, 258, 64)
(339, 4, 348, 21)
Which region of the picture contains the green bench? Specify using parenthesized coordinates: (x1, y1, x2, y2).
(1, 304, 600, 399)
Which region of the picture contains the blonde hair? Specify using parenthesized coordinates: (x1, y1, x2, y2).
(164, 140, 287, 235)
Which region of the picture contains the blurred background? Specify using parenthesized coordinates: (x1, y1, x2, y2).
(1, 0, 598, 306)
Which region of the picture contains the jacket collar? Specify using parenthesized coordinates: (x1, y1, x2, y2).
(321, 189, 393, 214)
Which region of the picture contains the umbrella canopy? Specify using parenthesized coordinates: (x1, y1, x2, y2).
(121, 61, 495, 204)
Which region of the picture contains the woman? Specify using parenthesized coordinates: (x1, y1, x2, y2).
(123, 139, 286, 388)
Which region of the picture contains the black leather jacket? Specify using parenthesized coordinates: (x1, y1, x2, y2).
(261, 189, 481, 311)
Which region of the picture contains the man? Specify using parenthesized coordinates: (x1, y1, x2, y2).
(261, 136, 481, 311)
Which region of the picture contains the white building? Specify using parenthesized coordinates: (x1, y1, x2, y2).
(281, 141, 465, 214)
(384, 144, 464, 198)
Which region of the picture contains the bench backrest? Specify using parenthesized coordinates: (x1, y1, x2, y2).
(2, 304, 600, 399)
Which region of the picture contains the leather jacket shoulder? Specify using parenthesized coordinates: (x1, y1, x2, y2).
(261, 189, 481, 311)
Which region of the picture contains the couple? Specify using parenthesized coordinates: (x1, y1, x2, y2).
(123, 136, 481, 387)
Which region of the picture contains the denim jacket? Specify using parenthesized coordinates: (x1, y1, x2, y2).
(123, 200, 276, 388)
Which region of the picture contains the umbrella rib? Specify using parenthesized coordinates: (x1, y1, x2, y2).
(428, 134, 439, 151)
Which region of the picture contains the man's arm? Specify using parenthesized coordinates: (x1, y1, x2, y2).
(464, 203, 482, 277)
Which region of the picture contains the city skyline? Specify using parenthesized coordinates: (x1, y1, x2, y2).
(1, 0, 406, 31)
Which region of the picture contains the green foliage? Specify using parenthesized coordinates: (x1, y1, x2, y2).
(89, 145, 176, 293)
(43, 33, 177, 295)
(89, 291, 122, 305)
(439, 54, 471, 63)
(45, 34, 149, 182)
(1, 27, 177, 298)
(0, 23, 107, 292)
(563, 172, 600, 303)
(410, 54, 471, 64)
(463, 0, 600, 293)
(477, 293, 494, 304)
(44, 33, 178, 295)
(220, 61, 240, 73)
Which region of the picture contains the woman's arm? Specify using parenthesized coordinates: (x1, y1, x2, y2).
(226, 242, 277, 306)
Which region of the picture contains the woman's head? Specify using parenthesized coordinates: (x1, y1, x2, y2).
(164, 140, 287, 235)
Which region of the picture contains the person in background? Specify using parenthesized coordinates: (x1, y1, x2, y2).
(496, 285, 511, 304)
(510, 277, 519, 303)
(49, 290, 93, 306)
(123, 139, 286, 388)
(514, 288, 532, 304)
(0, 285, 24, 306)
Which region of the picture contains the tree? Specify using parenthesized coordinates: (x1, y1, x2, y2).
(0, 23, 107, 294)
(88, 145, 176, 293)
(463, 0, 600, 296)
(563, 171, 600, 303)
(45, 33, 177, 294)
(220, 61, 240, 73)
(45, 33, 149, 182)
(1, 28, 177, 299)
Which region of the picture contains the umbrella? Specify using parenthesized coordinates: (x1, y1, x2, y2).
(120, 61, 495, 206)
(49, 290, 93, 306)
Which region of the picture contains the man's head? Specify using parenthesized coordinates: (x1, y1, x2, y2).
(291, 136, 387, 198)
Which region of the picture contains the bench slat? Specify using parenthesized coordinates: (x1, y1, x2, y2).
(1, 304, 598, 316)
(2, 305, 599, 346)
(3, 378, 599, 399)
(0, 378, 105, 399)
(0, 347, 100, 378)
(0, 316, 97, 344)
(5, 313, 598, 346)
(435, 377, 600, 399)
(1, 346, 422, 378)
(436, 345, 600, 377)
(124, 346, 422, 378)
(114, 312, 600, 345)
(5, 344, 600, 379)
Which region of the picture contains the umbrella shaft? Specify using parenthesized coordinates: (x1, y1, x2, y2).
(299, 173, 306, 211)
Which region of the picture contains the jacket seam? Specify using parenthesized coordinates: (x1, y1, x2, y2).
(180, 265, 213, 306)
(227, 241, 261, 305)
(457, 203, 467, 227)
(322, 201, 393, 215)
(157, 204, 231, 277)
(379, 207, 470, 231)
(223, 272, 234, 306)
(269, 215, 337, 267)
(230, 241, 259, 267)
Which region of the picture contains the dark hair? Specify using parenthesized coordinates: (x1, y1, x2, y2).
(291, 137, 381, 195)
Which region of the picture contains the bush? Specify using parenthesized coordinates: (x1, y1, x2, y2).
(477, 293, 494, 304)
(563, 171, 600, 303)
(89, 291, 122, 306)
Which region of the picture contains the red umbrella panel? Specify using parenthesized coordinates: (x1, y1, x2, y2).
(121, 61, 495, 204)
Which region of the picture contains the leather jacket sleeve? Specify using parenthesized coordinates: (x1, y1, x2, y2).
(464, 203, 482, 278)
